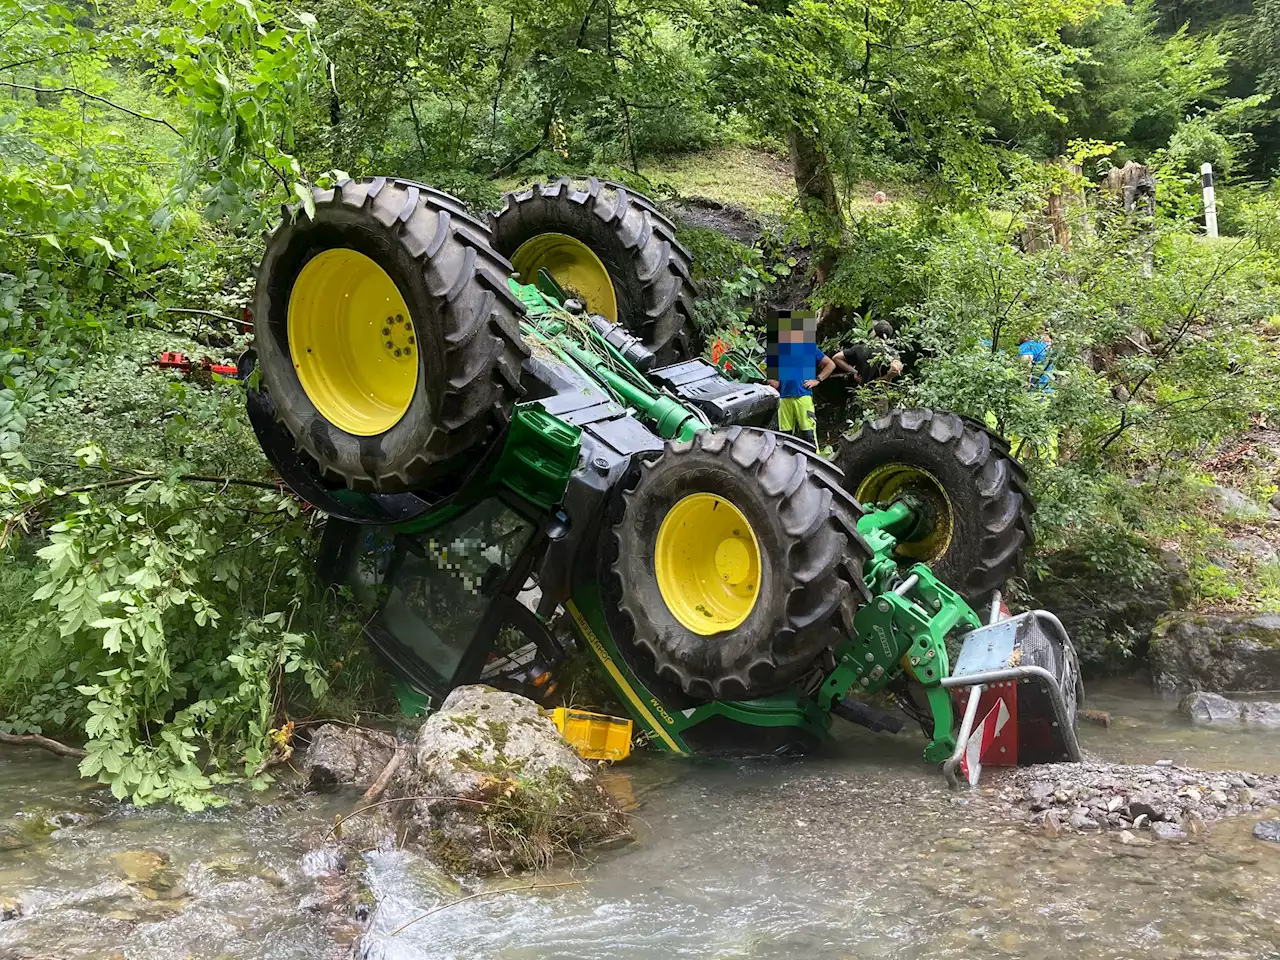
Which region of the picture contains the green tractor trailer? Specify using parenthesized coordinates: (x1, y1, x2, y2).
(243, 176, 1083, 784)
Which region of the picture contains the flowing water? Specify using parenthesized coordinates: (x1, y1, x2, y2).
(3, 681, 1279, 960)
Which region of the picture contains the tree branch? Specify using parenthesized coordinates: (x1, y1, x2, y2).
(0, 55, 50, 72)
(0, 9, 30, 39)
(50, 473, 282, 498)
(491, 13, 516, 140)
(163, 307, 252, 329)
(361, 742, 408, 802)
(127, 307, 252, 329)
(0, 731, 86, 759)
(0, 82, 181, 136)
(406, 95, 430, 166)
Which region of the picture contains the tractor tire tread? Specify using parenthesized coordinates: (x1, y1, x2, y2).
(836, 408, 1034, 605)
(489, 178, 696, 360)
(253, 177, 529, 492)
(607, 425, 870, 701)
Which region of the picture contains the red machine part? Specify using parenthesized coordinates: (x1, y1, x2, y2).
(156, 351, 239, 377)
(951, 597, 1017, 785)
(954, 683, 1018, 785)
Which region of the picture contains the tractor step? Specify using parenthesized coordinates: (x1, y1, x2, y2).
(941, 605, 1084, 787)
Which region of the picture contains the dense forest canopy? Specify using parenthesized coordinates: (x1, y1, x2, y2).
(0, 0, 1277, 808)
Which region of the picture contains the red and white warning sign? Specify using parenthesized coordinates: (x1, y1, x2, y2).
(958, 695, 1011, 786)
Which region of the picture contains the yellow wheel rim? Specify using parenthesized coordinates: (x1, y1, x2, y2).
(510, 233, 618, 322)
(287, 249, 418, 436)
(654, 493, 762, 636)
(855, 464, 954, 563)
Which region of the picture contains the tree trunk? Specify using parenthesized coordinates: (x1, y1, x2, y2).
(787, 124, 845, 326)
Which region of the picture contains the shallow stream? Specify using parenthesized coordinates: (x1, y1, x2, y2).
(3, 680, 1279, 960)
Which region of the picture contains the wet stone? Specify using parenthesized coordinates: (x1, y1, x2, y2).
(300, 846, 349, 879)
(1070, 812, 1100, 831)
(112, 849, 170, 884)
(1000, 761, 1280, 836)
(1150, 821, 1188, 841)
(1254, 821, 1280, 844)
(0, 829, 28, 852)
(1179, 692, 1243, 725)
(0, 896, 20, 920)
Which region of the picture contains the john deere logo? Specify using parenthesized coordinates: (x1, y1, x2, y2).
(873, 624, 894, 663)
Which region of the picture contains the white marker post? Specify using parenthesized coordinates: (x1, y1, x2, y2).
(1201, 162, 1218, 239)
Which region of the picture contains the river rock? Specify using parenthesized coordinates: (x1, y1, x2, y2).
(1242, 701, 1280, 727)
(1150, 821, 1187, 841)
(1029, 542, 1190, 670)
(0, 896, 19, 920)
(999, 760, 1280, 836)
(1255, 820, 1280, 843)
(112, 849, 169, 884)
(1206, 485, 1279, 520)
(1150, 612, 1280, 696)
(395, 685, 628, 875)
(299, 723, 396, 790)
(1178, 691, 1243, 724)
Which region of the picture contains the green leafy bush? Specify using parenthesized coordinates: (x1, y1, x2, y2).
(0, 449, 342, 810)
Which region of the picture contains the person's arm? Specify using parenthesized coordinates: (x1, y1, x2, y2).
(766, 379, 780, 393)
(832, 350, 858, 376)
(804, 354, 835, 390)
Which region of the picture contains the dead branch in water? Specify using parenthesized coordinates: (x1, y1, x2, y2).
(361, 743, 408, 802)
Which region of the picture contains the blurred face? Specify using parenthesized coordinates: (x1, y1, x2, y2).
(771, 311, 816, 342)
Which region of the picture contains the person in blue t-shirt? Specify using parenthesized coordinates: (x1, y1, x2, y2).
(765, 309, 834, 447)
(1018, 332, 1055, 392)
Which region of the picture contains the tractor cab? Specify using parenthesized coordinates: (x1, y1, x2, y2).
(317, 497, 562, 711)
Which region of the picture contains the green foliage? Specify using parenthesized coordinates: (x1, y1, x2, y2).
(1166, 116, 1236, 176)
(119, 0, 329, 224)
(816, 207, 933, 323)
(861, 207, 1280, 559)
(1005, 2, 1228, 159)
(0, 454, 338, 810)
(681, 226, 788, 335)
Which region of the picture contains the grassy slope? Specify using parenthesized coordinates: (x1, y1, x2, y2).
(638, 146, 795, 213)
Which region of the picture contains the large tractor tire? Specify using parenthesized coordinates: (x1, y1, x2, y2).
(488, 178, 696, 361)
(835, 409, 1034, 605)
(254, 177, 528, 492)
(604, 426, 870, 702)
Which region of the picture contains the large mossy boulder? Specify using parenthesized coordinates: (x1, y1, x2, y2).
(398, 685, 629, 875)
(1029, 543, 1191, 671)
(1151, 612, 1280, 697)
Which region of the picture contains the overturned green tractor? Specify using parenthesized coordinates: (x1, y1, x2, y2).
(244, 177, 1081, 780)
